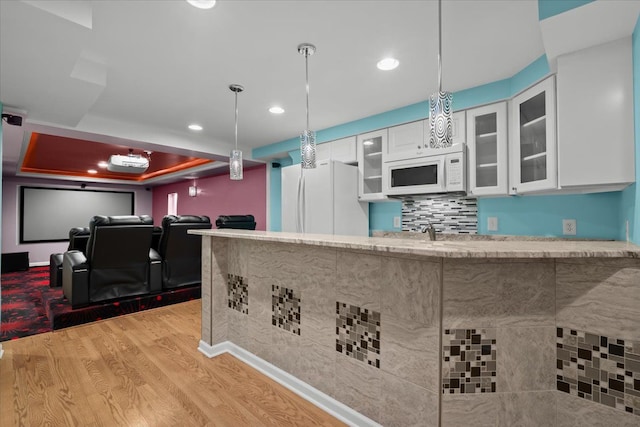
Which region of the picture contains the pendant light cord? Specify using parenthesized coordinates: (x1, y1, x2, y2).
(305, 52, 310, 131)
(234, 91, 239, 150)
(437, 0, 442, 93)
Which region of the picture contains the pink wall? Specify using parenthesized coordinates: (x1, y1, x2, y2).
(151, 165, 267, 230)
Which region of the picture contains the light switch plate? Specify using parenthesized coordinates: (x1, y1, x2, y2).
(487, 217, 498, 232)
(393, 216, 401, 228)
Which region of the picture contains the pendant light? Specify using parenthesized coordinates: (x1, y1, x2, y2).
(229, 84, 244, 180)
(429, 0, 453, 148)
(298, 43, 316, 169)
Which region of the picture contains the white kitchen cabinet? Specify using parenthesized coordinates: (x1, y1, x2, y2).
(330, 136, 357, 164)
(466, 102, 508, 196)
(315, 136, 357, 164)
(357, 129, 387, 201)
(509, 76, 557, 195)
(315, 142, 332, 161)
(387, 120, 425, 161)
(556, 37, 634, 192)
(386, 111, 466, 162)
(451, 111, 466, 146)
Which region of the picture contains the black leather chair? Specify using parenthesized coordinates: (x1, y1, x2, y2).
(158, 215, 212, 289)
(63, 215, 162, 308)
(151, 226, 162, 252)
(49, 227, 91, 287)
(215, 214, 256, 230)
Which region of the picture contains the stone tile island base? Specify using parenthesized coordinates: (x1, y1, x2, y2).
(192, 230, 640, 427)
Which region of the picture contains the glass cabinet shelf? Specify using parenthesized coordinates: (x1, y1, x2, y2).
(521, 115, 546, 129)
(522, 152, 547, 162)
(477, 132, 497, 139)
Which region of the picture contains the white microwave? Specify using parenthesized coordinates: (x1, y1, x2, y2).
(383, 147, 466, 195)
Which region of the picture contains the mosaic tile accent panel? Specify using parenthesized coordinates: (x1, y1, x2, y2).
(443, 328, 497, 394)
(336, 302, 381, 368)
(556, 327, 640, 416)
(402, 194, 477, 234)
(271, 285, 301, 335)
(227, 274, 248, 314)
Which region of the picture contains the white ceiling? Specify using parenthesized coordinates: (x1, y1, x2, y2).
(1, 0, 636, 176)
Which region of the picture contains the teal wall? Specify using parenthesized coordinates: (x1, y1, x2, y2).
(269, 156, 293, 232)
(258, 2, 638, 241)
(478, 193, 621, 239)
(620, 15, 640, 244)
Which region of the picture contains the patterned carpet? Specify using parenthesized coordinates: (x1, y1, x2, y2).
(1, 266, 201, 342)
(0, 266, 52, 341)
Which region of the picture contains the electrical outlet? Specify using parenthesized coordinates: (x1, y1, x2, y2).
(393, 216, 401, 228)
(487, 217, 498, 232)
(563, 219, 577, 235)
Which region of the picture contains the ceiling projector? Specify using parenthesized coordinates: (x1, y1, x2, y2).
(107, 153, 150, 174)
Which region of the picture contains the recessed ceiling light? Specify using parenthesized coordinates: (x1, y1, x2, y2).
(87, 169, 98, 174)
(377, 57, 399, 71)
(188, 123, 203, 131)
(97, 161, 108, 168)
(269, 106, 285, 114)
(186, 0, 216, 9)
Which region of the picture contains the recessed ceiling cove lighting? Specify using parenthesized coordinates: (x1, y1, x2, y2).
(98, 161, 108, 168)
(269, 106, 285, 114)
(188, 124, 203, 131)
(377, 57, 399, 71)
(87, 169, 98, 174)
(186, 0, 216, 9)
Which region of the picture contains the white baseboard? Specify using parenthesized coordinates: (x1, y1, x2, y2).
(198, 340, 381, 427)
(30, 262, 49, 267)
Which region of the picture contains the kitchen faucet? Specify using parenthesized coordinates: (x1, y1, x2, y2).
(421, 222, 437, 241)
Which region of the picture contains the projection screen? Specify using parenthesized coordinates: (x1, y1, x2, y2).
(20, 186, 135, 243)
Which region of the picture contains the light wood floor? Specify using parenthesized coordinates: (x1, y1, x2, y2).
(0, 300, 346, 426)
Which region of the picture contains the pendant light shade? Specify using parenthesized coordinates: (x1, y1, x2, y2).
(429, 0, 453, 149)
(298, 43, 317, 169)
(229, 84, 244, 180)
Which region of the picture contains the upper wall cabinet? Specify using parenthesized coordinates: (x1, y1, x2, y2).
(556, 37, 634, 192)
(315, 136, 357, 164)
(466, 102, 508, 197)
(509, 76, 557, 195)
(451, 111, 466, 147)
(387, 120, 425, 162)
(357, 129, 388, 201)
(331, 136, 357, 164)
(386, 111, 466, 162)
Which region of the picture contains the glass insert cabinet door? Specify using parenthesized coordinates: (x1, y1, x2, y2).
(510, 76, 557, 194)
(467, 102, 507, 196)
(357, 129, 387, 201)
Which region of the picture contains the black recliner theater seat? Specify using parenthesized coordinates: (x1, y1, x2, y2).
(158, 215, 212, 289)
(49, 227, 91, 288)
(63, 215, 161, 308)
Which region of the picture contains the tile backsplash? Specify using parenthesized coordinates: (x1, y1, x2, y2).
(402, 194, 477, 234)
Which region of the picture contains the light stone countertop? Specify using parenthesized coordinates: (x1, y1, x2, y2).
(190, 229, 640, 259)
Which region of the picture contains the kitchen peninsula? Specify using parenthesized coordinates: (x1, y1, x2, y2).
(191, 229, 640, 427)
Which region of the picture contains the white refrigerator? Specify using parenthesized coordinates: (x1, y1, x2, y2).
(281, 160, 369, 236)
